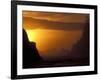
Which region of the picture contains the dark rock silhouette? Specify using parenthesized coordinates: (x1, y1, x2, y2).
(69, 21, 89, 63)
(23, 29, 43, 68)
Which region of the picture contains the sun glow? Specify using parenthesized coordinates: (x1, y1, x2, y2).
(25, 29, 82, 55)
(26, 29, 37, 42)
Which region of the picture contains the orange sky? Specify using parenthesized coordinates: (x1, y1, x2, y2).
(22, 11, 89, 60)
(23, 11, 88, 23)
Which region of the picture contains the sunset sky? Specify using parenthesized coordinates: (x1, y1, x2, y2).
(22, 11, 89, 61)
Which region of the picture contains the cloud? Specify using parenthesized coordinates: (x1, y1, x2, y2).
(23, 11, 89, 23)
(23, 17, 86, 30)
